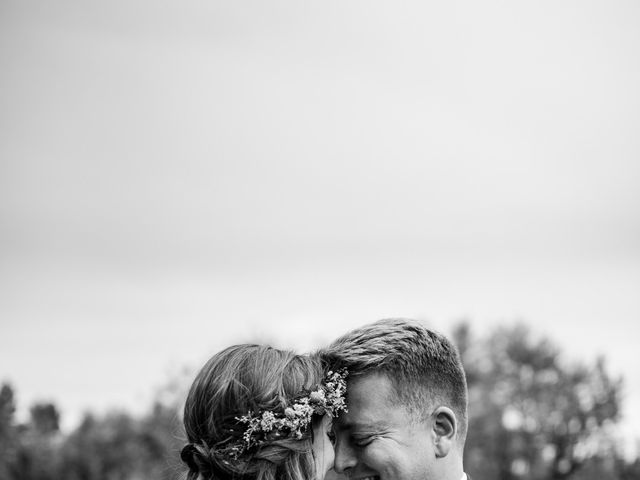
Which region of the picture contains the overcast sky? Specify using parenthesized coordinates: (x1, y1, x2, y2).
(1, 0, 639, 454)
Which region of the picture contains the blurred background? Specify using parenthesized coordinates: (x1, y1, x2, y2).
(1, 1, 639, 479)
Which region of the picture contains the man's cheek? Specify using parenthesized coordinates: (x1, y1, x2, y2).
(364, 445, 396, 472)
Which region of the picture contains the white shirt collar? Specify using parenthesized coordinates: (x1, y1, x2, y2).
(460, 474, 468, 480)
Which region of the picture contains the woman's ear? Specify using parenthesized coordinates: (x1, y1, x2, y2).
(432, 406, 457, 458)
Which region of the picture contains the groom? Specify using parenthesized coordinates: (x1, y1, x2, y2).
(319, 318, 471, 480)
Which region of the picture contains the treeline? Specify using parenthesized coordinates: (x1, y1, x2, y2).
(1, 323, 639, 480)
(455, 323, 639, 480)
(0, 384, 185, 480)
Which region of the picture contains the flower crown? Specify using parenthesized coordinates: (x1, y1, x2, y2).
(220, 369, 348, 460)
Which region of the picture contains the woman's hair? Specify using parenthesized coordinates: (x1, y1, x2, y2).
(181, 344, 324, 480)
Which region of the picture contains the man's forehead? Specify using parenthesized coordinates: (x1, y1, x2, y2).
(335, 372, 399, 431)
(346, 371, 397, 406)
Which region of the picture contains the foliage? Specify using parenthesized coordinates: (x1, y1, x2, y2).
(0, 382, 186, 480)
(454, 322, 628, 480)
(0, 384, 18, 480)
(57, 402, 184, 480)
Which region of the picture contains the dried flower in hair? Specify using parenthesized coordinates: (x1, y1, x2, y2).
(218, 368, 348, 459)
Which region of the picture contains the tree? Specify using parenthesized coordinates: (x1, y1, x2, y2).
(454, 323, 625, 480)
(59, 398, 184, 480)
(7, 401, 62, 480)
(0, 383, 18, 480)
(30, 403, 60, 435)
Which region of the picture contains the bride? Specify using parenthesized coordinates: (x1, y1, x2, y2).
(180, 344, 347, 480)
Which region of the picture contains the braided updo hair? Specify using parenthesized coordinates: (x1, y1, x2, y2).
(181, 344, 325, 480)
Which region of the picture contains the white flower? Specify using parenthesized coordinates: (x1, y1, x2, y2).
(260, 411, 276, 431)
(309, 390, 326, 403)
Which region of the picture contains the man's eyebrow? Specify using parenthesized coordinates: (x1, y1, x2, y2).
(335, 420, 387, 432)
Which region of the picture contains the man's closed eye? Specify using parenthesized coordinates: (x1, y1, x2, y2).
(352, 435, 377, 447)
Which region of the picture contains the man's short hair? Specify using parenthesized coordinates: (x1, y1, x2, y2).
(319, 318, 468, 442)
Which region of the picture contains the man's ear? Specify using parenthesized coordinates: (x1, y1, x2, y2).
(431, 406, 457, 458)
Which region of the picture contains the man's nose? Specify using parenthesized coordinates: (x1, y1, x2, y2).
(333, 438, 357, 475)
